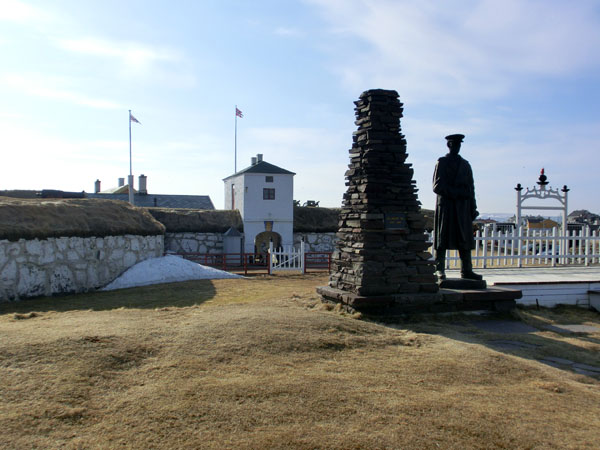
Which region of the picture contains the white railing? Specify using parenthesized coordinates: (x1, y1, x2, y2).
(432, 227, 600, 269)
(269, 241, 305, 272)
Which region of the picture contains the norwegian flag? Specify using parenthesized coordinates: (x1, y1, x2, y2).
(130, 112, 141, 124)
(235, 107, 243, 118)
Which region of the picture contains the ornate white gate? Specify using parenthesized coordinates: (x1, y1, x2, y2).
(515, 168, 569, 230)
(269, 241, 305, 273)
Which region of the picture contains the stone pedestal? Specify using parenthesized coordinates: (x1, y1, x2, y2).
(317, 89, 521, 314)
(439, 278, 487, 290)
(319, 89, 440, 310)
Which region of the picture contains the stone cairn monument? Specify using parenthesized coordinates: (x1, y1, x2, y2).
(317, 89, 441, 313)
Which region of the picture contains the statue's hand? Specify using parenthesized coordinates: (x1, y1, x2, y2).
(472, 210, 479, 220)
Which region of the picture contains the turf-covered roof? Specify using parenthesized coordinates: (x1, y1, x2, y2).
(87, 193, 215, 210)
(0, 198, 165, 241)
(292, 207, 434, 232)
(147, 208, 243, 233)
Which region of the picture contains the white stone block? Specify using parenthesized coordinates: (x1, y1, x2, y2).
(130, 237, 141, 251)
(8, 242, 22, 257)
(87, 266, 100, 289)
(18, 264, 46, 297)
(56, 237, 68, 251)
(0, 260, 17, 284)
(307, 234, 317, 244)
(25, 239, 43, 256)
(181, 239, 199, 253)
(50, 266, 75, 294)
(67, 250, 80, 261)
(96, 238, 105, 249)
(123, 251, 137, 268)
(110, 249, 124, 261)
(39, 241, 55, 265)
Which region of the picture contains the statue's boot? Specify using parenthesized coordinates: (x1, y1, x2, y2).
(460, 254, 482, 281)
(435, 253, 446, 280)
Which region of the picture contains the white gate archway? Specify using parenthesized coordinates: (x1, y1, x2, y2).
(515, 168, 569, 231)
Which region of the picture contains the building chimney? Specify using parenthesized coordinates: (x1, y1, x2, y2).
(118, 177, 125, 187)
(94, 179, 101, 194)
(257, 153, 263, 162)
(251, 157, 257, 165)
(138, 174, 147, 195)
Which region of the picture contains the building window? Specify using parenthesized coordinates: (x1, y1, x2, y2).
(263, 188, 275, 200)
(265, 176, 274, 183)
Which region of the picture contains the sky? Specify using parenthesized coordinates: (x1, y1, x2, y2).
(1, 0, 599, 216)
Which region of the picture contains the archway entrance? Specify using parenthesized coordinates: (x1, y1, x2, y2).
(254, 231, 282, 256)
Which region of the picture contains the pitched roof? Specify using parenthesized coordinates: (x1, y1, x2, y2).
(100, 185, 137, 194)
(223, 160, 295, 180)
(87, 193, 215, 210)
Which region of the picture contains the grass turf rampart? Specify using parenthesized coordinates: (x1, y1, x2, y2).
(147, 208, 243, 233)
(293, 206, 434, 232)
(0, 198, 165, 242)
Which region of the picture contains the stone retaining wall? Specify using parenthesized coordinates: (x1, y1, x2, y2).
(164, 231, 336, 254)
(0, 235, 163, 301)
(164, 232, 223, 254)
(293, 232, 337, 252)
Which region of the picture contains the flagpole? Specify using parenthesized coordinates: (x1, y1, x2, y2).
(128, 110, 134, 205)
(234, 105, 238, 173)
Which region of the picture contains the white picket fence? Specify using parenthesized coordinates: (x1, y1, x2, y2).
(435, 227, 600, 269)
(269, 241, 305, 272)
(265, 227, 600, 274)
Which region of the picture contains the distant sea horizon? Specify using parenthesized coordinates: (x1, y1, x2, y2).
(478, 213, 563, 223)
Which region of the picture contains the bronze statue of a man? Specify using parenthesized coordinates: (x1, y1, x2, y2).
(432, 134, 482, 281)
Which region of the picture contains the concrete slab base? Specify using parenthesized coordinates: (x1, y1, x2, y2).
(316, 285, 522, 315)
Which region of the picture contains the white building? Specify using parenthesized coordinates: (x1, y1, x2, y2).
(223, 154, 295, 254)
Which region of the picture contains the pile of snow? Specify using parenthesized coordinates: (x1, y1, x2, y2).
(102, 255, 241, 291)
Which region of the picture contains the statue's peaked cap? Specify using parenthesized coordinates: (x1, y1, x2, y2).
(445, 134, 465, 142)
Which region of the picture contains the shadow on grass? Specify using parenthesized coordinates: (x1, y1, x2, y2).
(378, 307, 600, 381)
(0, 280, 217, 314)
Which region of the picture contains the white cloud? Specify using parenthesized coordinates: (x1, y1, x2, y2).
(0, 0, 51, 23)
(56, 37, 182, 75)
(274, 26, 304, 37)
(1, 74, 121, 109)
(308, 0, 600, 103)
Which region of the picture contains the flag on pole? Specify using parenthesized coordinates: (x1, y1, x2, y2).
(235, 107, 243, 118)
(130, 112, 141, 124)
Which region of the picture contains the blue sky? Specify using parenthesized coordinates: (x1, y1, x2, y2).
(1, 0, 599, 215)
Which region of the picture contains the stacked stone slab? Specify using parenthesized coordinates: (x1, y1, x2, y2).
(325, 89, 438, 304)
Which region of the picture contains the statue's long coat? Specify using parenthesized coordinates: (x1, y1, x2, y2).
(433, 154, 477, 250)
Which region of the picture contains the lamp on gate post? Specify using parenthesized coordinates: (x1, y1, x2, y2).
(537, 168, 548, 190)
(561, 185, 570, 234)
(515, 183, 523, 229)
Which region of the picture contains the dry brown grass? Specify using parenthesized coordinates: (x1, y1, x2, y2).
(1, 274, 599, 449)
(0, 197, 164, 241)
